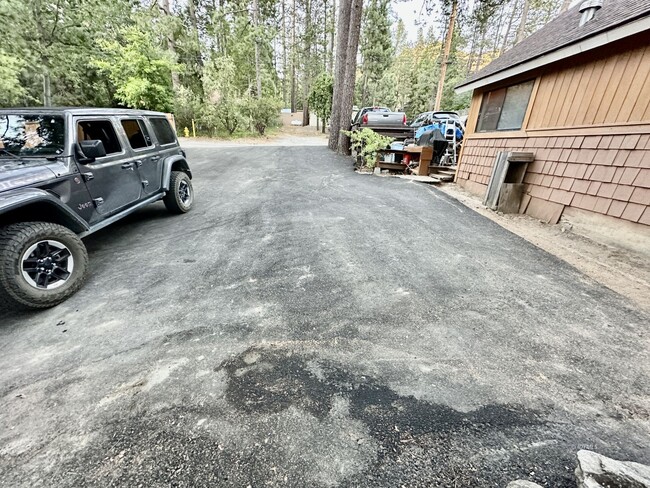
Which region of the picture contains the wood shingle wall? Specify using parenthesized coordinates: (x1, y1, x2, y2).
(456, 35, 650, 228)
(458, 135, 650, 225)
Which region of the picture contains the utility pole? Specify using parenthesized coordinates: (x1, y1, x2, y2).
(43, 70, 52, 107)
(433, 0, 457, 112)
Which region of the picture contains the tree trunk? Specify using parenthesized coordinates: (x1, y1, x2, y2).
(253, 0, 262, 99)
(361, 71, 368, 106)
(433, 0, 457, 111)
(500, 0, 518, 55)
(328, 0, 352, 150)
(161, 0, 181, 91)
(161, 0, 181, 90)
(282, 0, 288, 106)
(336, 0, 363, 155)
(188, 0, 203, 67)
(466, 25, 478, 73)
(323, 0, 328, 72)
(515, 0, 530, 44)
(329, 0, 336, 74)
(492, 3, 506, 55)
(473, 27, 487, 73)
(291, 0, 297, 112)
(302, 0, 312, 126)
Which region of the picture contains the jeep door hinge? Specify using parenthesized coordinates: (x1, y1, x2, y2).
(93, 197, 104, 207)
(82, 172, 94, 181)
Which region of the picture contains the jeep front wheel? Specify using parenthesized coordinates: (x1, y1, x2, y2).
(164, 171, 193, 214)
(0, 222, 89, 311)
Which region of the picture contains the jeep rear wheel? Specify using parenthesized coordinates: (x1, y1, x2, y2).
(164, 171, 193, 214)
(0, 222, 89, 311)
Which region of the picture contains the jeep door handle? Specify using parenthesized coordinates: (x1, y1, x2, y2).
(150, 156, 161, 162)
(135, 160, 143, 167)
(121, 162, 134, 169)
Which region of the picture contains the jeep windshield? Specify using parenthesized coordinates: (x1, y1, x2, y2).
(0, 115, 65, 159)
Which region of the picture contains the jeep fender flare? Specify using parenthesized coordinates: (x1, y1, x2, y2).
(162, 156, 192, 192)
(0, 189, 90, 234)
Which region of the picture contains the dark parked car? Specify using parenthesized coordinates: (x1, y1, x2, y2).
(0, 108, 193, 310)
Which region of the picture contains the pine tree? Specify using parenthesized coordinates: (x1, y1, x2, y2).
(359, 0, 392, 106)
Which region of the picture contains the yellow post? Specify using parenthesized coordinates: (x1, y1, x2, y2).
(191, 119, 196, 138)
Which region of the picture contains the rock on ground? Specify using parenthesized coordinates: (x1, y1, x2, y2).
(576, 450, 650, 488)
(507, 480, 545, 488)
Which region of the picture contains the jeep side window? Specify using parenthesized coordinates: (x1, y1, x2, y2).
(121, 119, 152, 150)
(77, 120, 122, 155)
(149, 117, 176, 145)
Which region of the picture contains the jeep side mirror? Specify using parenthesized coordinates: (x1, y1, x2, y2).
(78, 140, 106, 161)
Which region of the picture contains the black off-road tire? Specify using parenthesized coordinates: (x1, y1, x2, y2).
(164, 171, 193, 214)
(0, 222, 89, 311)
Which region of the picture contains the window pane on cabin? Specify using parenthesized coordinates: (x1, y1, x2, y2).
(497, 81, 535, 131)
(477, 88, 506, 132)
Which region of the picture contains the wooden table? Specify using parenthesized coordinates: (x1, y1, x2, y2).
(375, 146, 434, 176)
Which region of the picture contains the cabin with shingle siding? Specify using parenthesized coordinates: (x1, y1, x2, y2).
(455, 0, 650, 238)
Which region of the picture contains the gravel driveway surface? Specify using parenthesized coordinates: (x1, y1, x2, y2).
(1, 144, 648, 487)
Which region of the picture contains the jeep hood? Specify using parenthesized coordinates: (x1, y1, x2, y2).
(0, 160, 57, 193)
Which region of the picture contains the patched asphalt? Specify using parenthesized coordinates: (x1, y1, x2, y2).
(1, 144, 648, 487)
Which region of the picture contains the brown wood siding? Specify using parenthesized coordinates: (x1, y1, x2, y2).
(456, 134, 650, 226)
(527, 45, 650, 129)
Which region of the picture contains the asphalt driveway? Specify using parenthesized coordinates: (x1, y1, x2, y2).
(1, 144, 648, 487)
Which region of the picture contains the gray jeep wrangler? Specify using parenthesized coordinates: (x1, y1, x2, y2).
(0, 108, 193, 311)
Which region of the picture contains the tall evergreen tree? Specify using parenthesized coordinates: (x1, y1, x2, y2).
(359, 0, 393, 106)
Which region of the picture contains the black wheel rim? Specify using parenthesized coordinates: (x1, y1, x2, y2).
(21, 240, 75, 290)
(179, 179, 192, 206)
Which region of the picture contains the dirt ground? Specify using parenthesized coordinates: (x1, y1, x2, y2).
(438, 183, 650, 312)
(180, 125, 328, 147)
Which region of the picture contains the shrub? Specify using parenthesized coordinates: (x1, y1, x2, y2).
(241, 96, 281, 135)
(345, 128, 394, 169)
(199, 99, 245, 136)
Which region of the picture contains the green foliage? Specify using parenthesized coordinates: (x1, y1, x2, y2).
(360, 0, 393, 104)
(174, 86, 201, 132)
(0, 0, 563, 139)
(200, 100, 245, 136)
(309, 73, 333, 122)
(345, 128, 394, 169)
(241, 96, 281, 135)
(372, 30, 442, 117)
(0, 50, 29, 106)
(93, 25, 177, 112)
